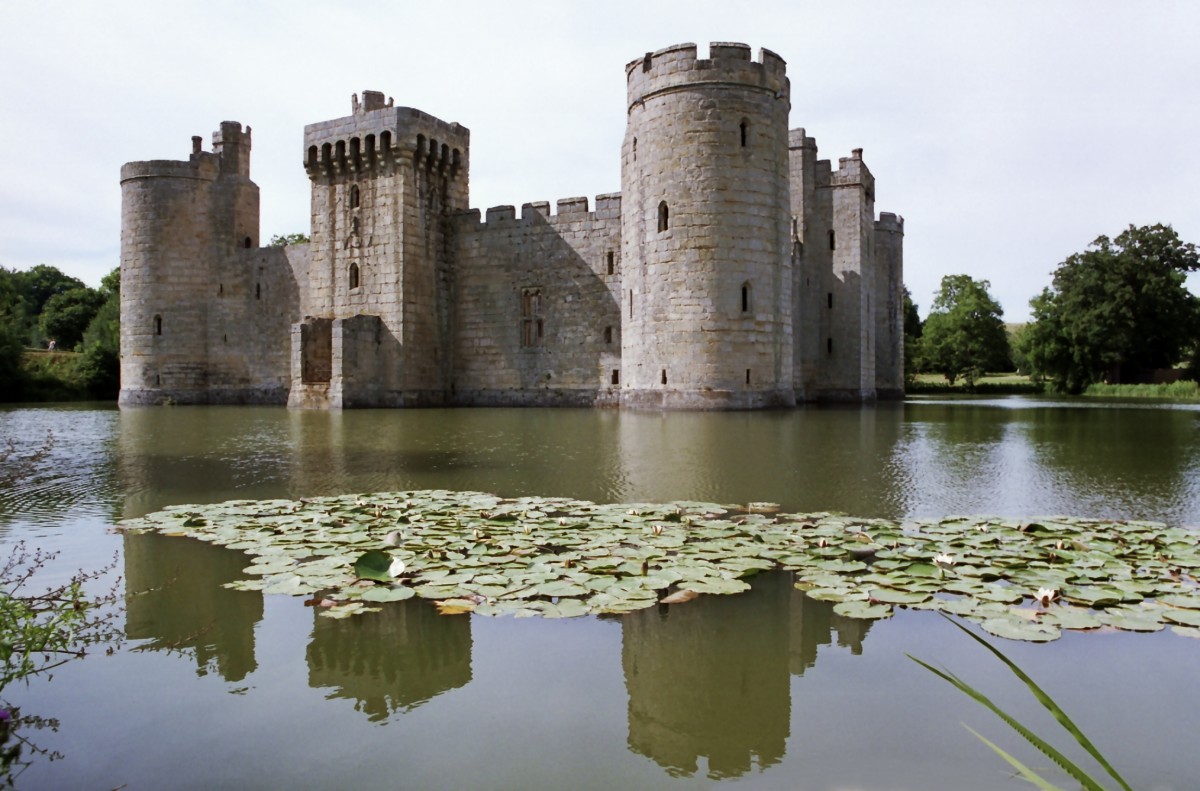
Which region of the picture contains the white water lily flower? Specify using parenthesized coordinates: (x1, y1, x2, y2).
(384, 530, 403, 546)
(1036, 587, 1057, 606)
(934, 552, 956, 567)
(388, 557, 406, 577)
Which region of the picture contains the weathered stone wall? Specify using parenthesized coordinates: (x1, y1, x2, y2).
(120, 43, 905, 412)
(449, 196, 622, 406)
(874, 213, 905, 398)
(298, 97, 469, 406)
(621, 43, 795, 410)
(119, 155, 216, 405)
(120, 124, 294, 406)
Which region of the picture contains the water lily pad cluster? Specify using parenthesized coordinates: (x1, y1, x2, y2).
(119, 490, 1200, 641)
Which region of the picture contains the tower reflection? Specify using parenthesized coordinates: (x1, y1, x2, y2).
(622, 572, 872, 779)
(124, 532, 262, 682)
(306, 600, 472, 721)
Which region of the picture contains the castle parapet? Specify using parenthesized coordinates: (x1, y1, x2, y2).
(303, 99, 469, 181)
(625, 42, 789, 110)
(876, 212, 905, 233)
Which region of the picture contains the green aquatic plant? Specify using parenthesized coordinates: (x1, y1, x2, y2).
(120, 490, 1200, 637)
(910, 616, 1132, 791)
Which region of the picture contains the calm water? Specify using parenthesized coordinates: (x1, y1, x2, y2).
(1, 399, 1198, 790)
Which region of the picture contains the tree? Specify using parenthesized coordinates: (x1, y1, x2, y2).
(75, 268, 121, 398)
(269, 233, 309, 247)
(920, 275, 1010, 386)
(902, 286, 924, 382)
(0, 274, 26, 400)
(37, 287, 104, 350)
(1023, 224, 1200, 393)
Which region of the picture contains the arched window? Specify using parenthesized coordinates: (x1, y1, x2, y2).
(741, 282, 751, 313)
(243, 237, 252, 249)
(153, 315, 162, 336)
(349, 262, 360, 290)
(657, 201, 669, 232)
(349, 184, 360, 209)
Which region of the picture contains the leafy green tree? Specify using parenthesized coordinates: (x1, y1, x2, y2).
(902, 286, 923, 381)
(921, 275, 1010, 386)
(269, 233, 310, 247)
(38, 287, 104, 350)
(0, 274, 26, 401)
(1024, 224, 1200, 393)
(76, 268, 121, 398)
(13, 264, 84, 320)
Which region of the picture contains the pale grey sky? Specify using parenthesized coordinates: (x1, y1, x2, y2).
(3, 0, 1198, 320)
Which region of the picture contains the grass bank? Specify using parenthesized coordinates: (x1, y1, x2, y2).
(1083, 380, 1200, 400)
(4, 350, 92, 402)
(906, 373, 1043, 395)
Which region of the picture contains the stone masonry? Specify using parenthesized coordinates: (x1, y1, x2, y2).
(119, 43, 904, 410)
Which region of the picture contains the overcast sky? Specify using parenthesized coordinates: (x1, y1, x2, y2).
(3, 0, 1198, 321)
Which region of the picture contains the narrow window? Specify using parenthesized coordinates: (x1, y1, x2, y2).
(606, 251, 615, 275)
(218, 283, 223, 296)
(350, 184, 360, 209)
(153, 315, 162, 336)
(243, 237, 252, 249)
(632, 137, 637, 161)
(629, 289, 633, 319)
(746, 368, 751, 385)
(521, 288, 544, 347)
(740, 120, 748, 147)
(349, 262, 360, 290)
(256, 283, 261, 300)
(611, 370, 620, 386)
(661, 369, 667, 385)
(827, 338, 833, 354)
(351, 216, 360, 236)
(827, 292, 833, 309)
(657, 201, 669, 232)
(603, 326, 612, 344)
(741, 283, 750, 313)
(829, 230, 835, 250)
(223, 333, 227, 344)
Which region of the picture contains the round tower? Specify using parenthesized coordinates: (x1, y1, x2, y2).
(620, 43, 795, 409)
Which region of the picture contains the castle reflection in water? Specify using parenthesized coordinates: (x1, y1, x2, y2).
(124, 527, 868, 780)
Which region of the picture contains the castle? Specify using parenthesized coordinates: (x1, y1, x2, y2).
(119, 42, 904, 410)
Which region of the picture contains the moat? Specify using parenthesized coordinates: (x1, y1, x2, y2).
(1, 398, 1198, 789)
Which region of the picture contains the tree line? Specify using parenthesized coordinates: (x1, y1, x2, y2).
(906, 224, 1200, 393)
(0, 264, 120, 401)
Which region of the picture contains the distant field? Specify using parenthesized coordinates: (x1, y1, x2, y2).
(1083, 381, 1200, 400)
(907, 373, 1041, 394)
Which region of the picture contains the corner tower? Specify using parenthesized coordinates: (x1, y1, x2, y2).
(119, 123, 261, 405)
(620, 43, 795, 409)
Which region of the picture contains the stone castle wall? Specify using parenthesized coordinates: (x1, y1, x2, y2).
(119, 43, 904, 411)
(449, 196, 622, 406)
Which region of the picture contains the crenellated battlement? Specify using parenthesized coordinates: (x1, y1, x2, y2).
(120, 123, 253, 184)
(788, 127, 817, 151)
(625, 42, 789, 110)
(303, 99, 469, 181)
(876, 213, 904, 233)
(456, 193, 623, 230)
